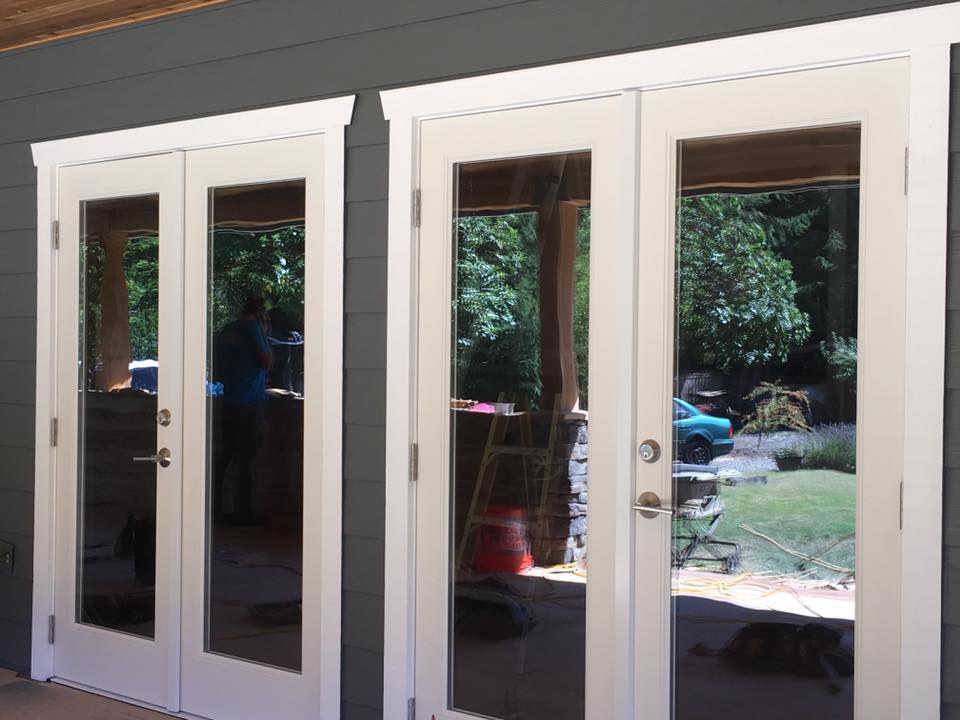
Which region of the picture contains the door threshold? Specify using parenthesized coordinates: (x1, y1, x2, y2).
(50, 678, 210, 720)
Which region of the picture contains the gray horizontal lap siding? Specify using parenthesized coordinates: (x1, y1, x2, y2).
(0, 0, 953, 716)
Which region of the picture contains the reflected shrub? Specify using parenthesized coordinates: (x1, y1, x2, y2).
(801, 423, 856, 473)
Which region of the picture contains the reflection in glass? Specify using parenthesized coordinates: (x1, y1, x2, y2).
(671, 126, 860, 720)
(450, 153, 590, 720)
(77, 195, 160, 638)
(206, 180, 306, 672)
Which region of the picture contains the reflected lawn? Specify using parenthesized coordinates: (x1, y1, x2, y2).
(714, 470, 855, 578)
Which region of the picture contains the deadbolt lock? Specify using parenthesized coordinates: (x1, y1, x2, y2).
(639, 440, 661, 463)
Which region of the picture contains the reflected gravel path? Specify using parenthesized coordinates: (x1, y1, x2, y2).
(712, 431, 807, 474)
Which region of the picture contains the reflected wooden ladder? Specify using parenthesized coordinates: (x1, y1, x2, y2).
(455, 400, 563, 574)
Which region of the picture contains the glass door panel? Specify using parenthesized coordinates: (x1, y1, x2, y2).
(206, 179, 306, 671)
(671, 126, 860, 719)
(78, 194, 161, 638)
(449, 152, 590, 720)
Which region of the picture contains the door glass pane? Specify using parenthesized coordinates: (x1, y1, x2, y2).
(205, 179, 306, 672)
(450, 152, 591, 720)
(77, 195, 160, 638)
(671, 126, 860, 719)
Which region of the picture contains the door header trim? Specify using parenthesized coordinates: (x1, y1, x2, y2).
(379, 5, 954, 122)
(30, 94, 355, 169)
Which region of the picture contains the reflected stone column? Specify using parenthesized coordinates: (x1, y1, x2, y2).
(97, 229, 132, 391)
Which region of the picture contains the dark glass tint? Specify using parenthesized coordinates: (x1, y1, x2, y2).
(205, 179, 306, 672)
(77, 194, 160, 638)
(671, 125, 860, 720)
(450, 152, 591, 720)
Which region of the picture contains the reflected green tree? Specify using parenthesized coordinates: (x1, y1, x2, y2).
(453, 211, 592, 409)
(102, 227, 306, 367)
(208, 227, 305, 334)
(454, 214, 541, 405)
(573, 209, 590, 408)
(124, 235, 159, 361)
(676, 195, 811, 371)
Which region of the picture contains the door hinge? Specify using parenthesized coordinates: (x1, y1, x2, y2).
(904, 147, 909, 195)
(52, 220, 59, 250)
(47, 615, 55, 644)
(407, 696, 415, 720)
(899, 479, 904, 530)
(50, 418, 58, 447)
(409, 442, 418, 482)
(413, 188, 421, 228)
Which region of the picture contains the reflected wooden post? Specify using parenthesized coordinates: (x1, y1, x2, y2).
(538, 198, 580, 413)
(98, 229, 132, 391)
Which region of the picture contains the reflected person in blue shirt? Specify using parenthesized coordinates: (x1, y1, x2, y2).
(213, 296, 273, 525)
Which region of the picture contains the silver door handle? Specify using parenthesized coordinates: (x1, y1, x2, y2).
(133, 448, 171, 468)
(633, 491, 673, 519)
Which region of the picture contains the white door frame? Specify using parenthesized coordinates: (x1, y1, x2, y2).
(380, 5, 955, 719)
(30, 95, 353, 719)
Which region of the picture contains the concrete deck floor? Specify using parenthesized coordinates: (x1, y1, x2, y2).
(0, 669, 168, 720)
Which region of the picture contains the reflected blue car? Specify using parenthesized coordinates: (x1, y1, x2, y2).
(673, 398, 734, 465)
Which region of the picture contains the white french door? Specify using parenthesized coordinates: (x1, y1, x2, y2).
(53, 134, 335, 719)
(413, 59, 909, 720)
(180, 134, 332, 720)
(415, 97, 633, 719)
(54, 153, 183, 708)
(634, 59, 908, 720)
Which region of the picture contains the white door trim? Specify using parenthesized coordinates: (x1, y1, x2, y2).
(381, 6, 954, 719)
(901, 42, 952, 720)
(30, 94, 353, 718)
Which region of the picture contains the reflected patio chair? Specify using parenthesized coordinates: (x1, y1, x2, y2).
(671, 463, 744, 574)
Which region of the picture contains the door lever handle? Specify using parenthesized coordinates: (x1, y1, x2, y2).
(633, 491, 673, 519)
(133, 447, 172, 468)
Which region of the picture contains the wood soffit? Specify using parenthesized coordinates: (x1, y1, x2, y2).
(0, 0, 228, 53)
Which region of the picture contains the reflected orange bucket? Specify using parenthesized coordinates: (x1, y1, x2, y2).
(474, 505, 534, 573)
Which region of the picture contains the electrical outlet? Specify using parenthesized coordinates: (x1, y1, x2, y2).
(0, 540, 14, 575)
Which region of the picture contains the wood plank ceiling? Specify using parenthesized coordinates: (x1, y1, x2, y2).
(0, 0, 229, 53)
